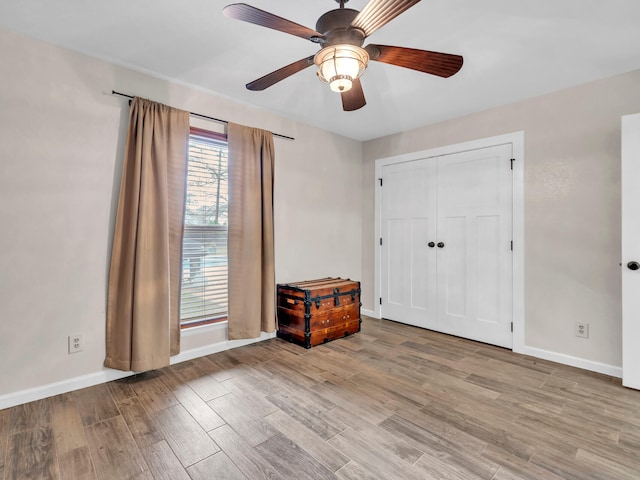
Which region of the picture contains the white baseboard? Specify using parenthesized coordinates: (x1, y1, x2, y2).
(361, 308, 379, 318)
(361, 312, 620, 378)
(519, 345, 622, 378)
(170, 331, 276, 365)
(0, 329, 622, 410)
(0, 332, 275, 410)
(358, 314, 621, 378)
(0, 369, 134, 411)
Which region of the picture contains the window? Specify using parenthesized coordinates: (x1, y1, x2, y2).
(181, 127, 228, 327)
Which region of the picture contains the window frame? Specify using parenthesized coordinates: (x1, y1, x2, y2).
(180, 126, 229, 330)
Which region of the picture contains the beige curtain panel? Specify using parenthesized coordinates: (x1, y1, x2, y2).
(105, 97, 190, 372)
(227, 123, 276, 339)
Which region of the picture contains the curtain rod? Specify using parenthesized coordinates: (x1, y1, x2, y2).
(111, 90, 294, 141)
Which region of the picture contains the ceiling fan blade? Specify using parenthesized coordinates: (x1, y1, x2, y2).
(366, 44, 463, 78)
(341, 78, 366, 111)
(246, 56, 315, 91)
(350, 0, 421, 37)
(223, 3, 324, 42)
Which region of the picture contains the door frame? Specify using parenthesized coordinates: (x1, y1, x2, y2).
(373, 131, 525, 353)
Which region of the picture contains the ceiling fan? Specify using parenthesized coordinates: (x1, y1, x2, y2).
(222, 0, 463, 112)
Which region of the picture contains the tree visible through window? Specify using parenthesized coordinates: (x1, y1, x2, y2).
(181, 128, 228, 327)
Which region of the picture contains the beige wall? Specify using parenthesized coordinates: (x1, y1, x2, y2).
(0, 29, 362, 399)
(2, 24, 638, 400)
(362, 69, 640, 368)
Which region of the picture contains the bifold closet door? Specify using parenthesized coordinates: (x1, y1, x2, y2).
(380, 143, 513, 348)
(380, 159, 437, 329)
(436, 144, 513, 348)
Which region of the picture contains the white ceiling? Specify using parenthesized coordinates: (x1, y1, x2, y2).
(2, 0, 640, 141)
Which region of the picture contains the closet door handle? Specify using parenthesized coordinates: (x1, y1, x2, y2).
(428, 242, 435, 248)
(437, 242, 445, 248)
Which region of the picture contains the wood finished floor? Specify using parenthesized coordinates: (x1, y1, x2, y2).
(1, 317, 640, 480)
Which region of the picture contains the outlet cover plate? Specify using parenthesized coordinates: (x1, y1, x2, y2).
(68, 334, 83, 354)
(575, 322, 589, 338)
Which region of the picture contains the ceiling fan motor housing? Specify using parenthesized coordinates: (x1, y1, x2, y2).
(315, 9, 365, 46)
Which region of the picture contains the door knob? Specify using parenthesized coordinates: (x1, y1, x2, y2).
(428, 242, 435, 248)
(437, 242, 445, 248)
(628, 261, 640, 271)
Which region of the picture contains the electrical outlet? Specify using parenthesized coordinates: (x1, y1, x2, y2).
(68, 334, 83, 354)
(575, 322, 589, 338)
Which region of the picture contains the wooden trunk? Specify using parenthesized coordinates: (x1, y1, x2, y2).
(276, 277, 361, 348)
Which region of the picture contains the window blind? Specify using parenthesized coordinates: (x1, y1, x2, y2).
(181, 133, 229, 325)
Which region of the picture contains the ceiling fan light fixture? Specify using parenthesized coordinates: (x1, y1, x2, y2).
(314, 44, 369, 93)
(224, 1, 463, 111)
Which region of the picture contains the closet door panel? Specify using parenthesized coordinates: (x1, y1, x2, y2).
(386, 217, 405, 306)
(380, 143, 512, 348)
(477, 214, 501, 323)
(381, 160, 437, 329)
(441, 215, 467, 320)
(410, 217, 430, 311)
(436, 144, 513, 348)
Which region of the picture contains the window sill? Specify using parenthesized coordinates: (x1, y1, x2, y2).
(180, 319, 228, 337)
